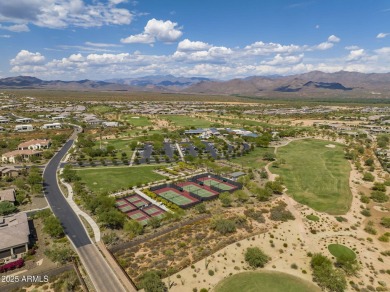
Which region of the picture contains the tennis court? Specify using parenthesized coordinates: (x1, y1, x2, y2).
(125, 194, 149, 208)
(143, 205, 165, 218)
(198, 177, 236, 191)
(119, 204, 137, 213)
(155, 187, 199, 206)
(115, 199, 128, 207)
(126, 209, 150, 225)
(177, 182, 218, 198)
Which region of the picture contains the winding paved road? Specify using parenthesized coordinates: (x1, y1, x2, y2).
(43, 130, 126, 292)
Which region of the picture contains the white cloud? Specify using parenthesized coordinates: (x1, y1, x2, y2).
(0, 24, 29, 32)
(345, 45, 360, 50)
(346, 49, 365, 61)
(177, 39, 212, 51)
(377, 32, 389, 39)
(10, 50, 45, 66)
(0, 34, 10, 38)
(9, 37, 390, 80)
(121, 18, 182, 44)
(315, 24, 320, 29)
(375, 47, 390, 55)
(244, 41, 304, 55)
(121, 33, 154, 44)
(261, 54, 304, 66)
(0, 0, 132, 29)
(328, 35, 340, 43)
(313, 42, 334, 50)
(84, 42, 121, 48)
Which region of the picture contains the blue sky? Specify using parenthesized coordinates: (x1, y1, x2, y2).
(0, 0, 389, 80)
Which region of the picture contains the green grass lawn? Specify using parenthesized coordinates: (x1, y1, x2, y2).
(164, 115, 212, 128)
(94, 139, 134, 159)
(306, 214, 320, 222)
(76, 166, 165, 194)
(88, 105, 115, 114)
(231, 147, 274, 168)
(271, 139, 352, 215)
(123, 115, 152, 127)
(328, 244, 356, 260)
(214, 271, 320, 292)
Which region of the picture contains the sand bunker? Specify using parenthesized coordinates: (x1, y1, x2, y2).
(325, 144, 336, 148)
(373, 205, 389, 213)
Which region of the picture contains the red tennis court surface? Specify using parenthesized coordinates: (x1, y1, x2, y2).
(126, 209, 150, 225)
(125, 194, 149, 208)
(143, 205, 165, 218)
(116, 194, 166, 224)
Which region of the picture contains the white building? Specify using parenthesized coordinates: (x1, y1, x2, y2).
(14, 124, 33, 132)
(102, 121, 119, 127)
(15, 118, 32, 123)
(42, 123, 61, 129)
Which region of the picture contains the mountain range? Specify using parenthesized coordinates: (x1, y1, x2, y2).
(1, 71, 390, 97)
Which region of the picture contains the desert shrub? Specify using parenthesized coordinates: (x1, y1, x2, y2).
(245, 247, 270, 268)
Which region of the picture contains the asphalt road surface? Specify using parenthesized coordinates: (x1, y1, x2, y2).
(43, 136, 126, 292)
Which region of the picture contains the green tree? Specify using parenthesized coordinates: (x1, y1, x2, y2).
(362, 172, 375, 182)
(245, 247, 270, 268)
(148, 217, 161, 229)
(210, 217, 236, 235)
(97, 209, 125, 229)
(0, 201, 17, 215)
(43, 215, 64, 238)
(44, 245, 74, 264)
(219, 192, 232, 207)
(371, 191, 389, 203)
(139, 271, 167, 292)
(234, 190, 249, 202)
(195, 203, 207, 214)
(311, 253, 347, 292)
(62, 165, 79, 183)
(124, 219, 143, 237)
(263, 152, 276, 161)
(381, 217, 390, 228)
(265, 181, 284, 194)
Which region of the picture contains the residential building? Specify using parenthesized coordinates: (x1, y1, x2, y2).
(1, 150, 41, 163)
(0, 213, 30, 261)
(102, 121, 119, 127)
(42, 123, 61, 129)
(0, 189, 16, 204)
(14, 124, 33, 132)
(18, 139, 51, 150)
(0, 167, 20, 178)
(15, 118, 32, 123)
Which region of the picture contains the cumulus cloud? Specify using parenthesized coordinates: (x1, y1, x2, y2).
(328, 35, 340, 43)
(177, 39, 212, 51)
(261, 54, 304, 66)
(0, 24, 29, 32)
(244, 41, 304, 55)
(9, 36, 390, 80)
(0, 0, 132, 29)
(346, 49, 365, 62)
(10, 50, 45, 66)
(313, 42, 334, 50)
(377, 32, 389, 39)
(121, 18, 182, 44)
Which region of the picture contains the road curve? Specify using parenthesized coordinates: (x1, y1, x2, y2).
(43, 133, 126, 292)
